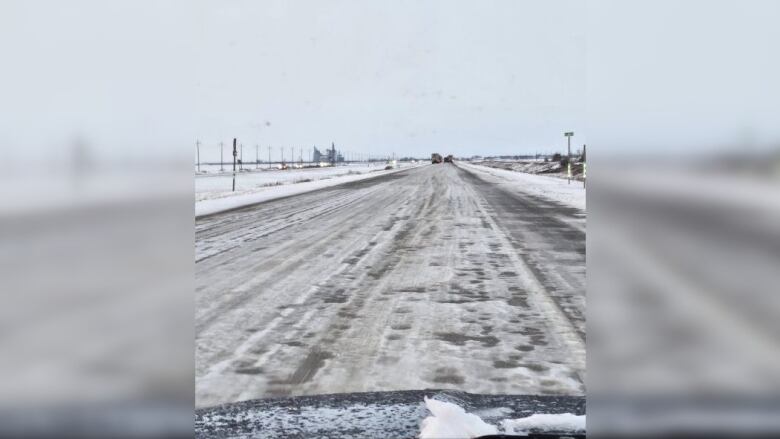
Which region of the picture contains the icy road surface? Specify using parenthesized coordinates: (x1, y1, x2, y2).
(196, 163, 585, 407)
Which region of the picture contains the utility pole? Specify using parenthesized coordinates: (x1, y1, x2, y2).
(196, 140, 200, 173)
(232, 138, 237, 191)
(220, 142, 224, 172)
(255, 144, 259, 169)
(564, 132, 574, 184)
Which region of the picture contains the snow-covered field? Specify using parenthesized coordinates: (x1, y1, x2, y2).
(196, 161, 375, 176)
(473, 159, 564, 175)
(197, 163, 391, 200)
(458, 161, 586, 211)
(196, 162, 420, 216)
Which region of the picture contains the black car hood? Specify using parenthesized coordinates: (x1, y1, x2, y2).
(195, 389, 585, 438)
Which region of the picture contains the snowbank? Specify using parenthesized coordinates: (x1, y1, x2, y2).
(502, 413, 586, 435)
(477, 159, 564, 175)
(419, 398, 585, 438)
(196, 163, 384, 201)
(196, 165, 419, 217)
(419, 398, 497, 438)
(458, 161, 586, 211)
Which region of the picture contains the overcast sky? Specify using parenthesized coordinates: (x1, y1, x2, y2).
(194, 0, 587, 160)
(1, 1, 777, 163)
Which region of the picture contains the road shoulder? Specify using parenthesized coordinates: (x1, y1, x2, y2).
(456, 162, 586, 211)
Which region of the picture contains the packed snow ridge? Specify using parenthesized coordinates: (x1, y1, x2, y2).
(419, 397, 585, 438)
(196, 163, 419, 217)
(457, 162, 585, 211)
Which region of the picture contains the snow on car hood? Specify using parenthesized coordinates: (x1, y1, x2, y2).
(195, 389, 585, 439)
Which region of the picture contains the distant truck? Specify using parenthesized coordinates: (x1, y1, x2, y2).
(431, 153, 443, 164)
(444, 155, 453, 163)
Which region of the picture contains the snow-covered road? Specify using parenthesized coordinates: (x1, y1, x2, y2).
(195, 163, 586, 408)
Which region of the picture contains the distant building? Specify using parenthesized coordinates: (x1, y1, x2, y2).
(313, 146, 324, 163)
(312, 144, 344, 165)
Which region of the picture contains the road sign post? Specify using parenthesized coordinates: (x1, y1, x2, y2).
(564, 132, 574, 184)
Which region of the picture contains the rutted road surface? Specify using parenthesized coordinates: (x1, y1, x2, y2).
(196, 163, 585, 408)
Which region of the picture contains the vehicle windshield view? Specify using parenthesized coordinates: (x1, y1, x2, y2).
(195, 4, 586, 438)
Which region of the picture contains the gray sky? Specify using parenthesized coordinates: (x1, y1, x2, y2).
(195, 0, 587, 160)
(2, 1, 777, 163)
